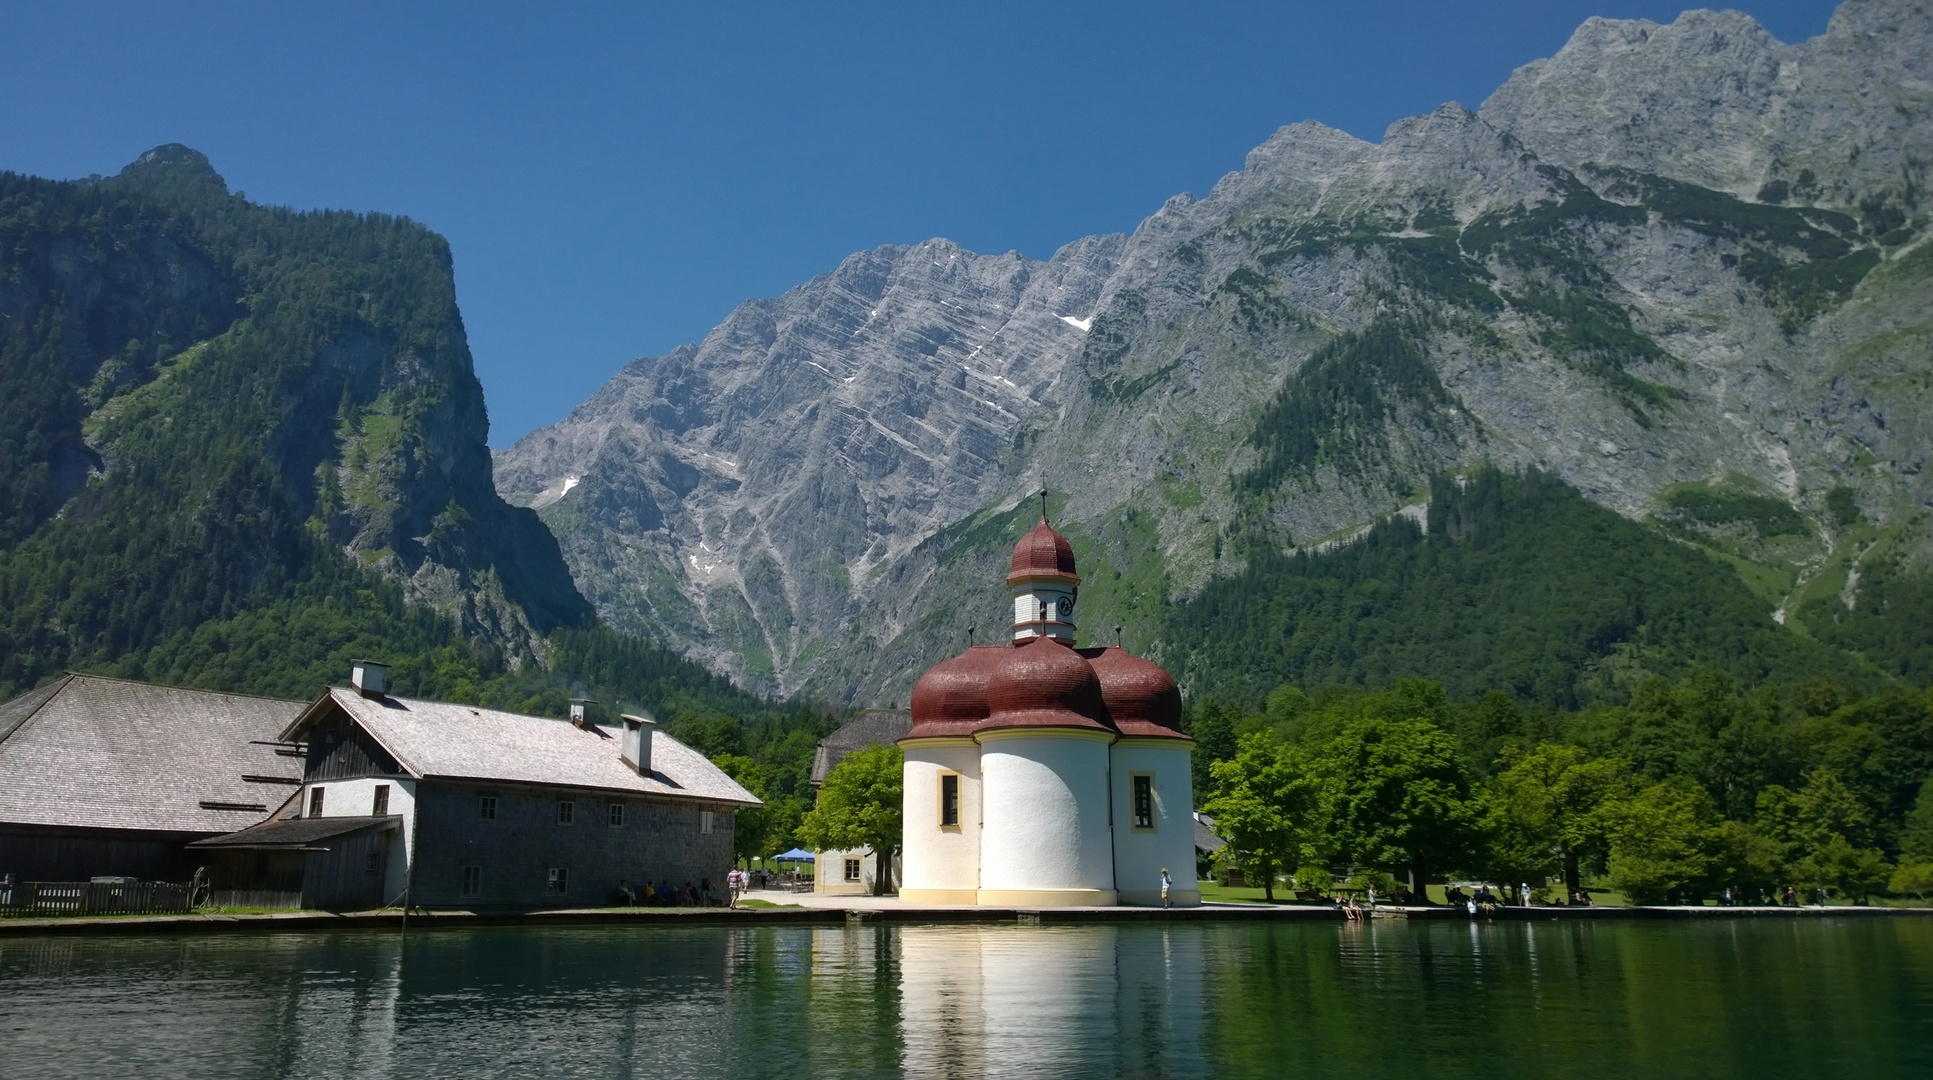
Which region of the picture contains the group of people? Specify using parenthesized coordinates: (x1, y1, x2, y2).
(616, 878, 714, 907)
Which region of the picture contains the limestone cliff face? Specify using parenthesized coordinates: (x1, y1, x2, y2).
(498, 0, 1933, 702)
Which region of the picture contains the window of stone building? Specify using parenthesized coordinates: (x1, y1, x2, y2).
(558, 799, 575, 826)
(608, 802, 624, 827)
(939, 772, 960, 828)
(461, 866, 482, 897)
(308, 787, 325, 817)
(547, 867, 568, 894)
(700, 810, 714, 835)
(372, 784, 389, 816)
(844, 857, 862, 882)
(1131, 774, 1155, 831)
(479, 794, 497, 820)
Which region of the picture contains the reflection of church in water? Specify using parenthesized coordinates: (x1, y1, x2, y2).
(899, 517, 1198, 906)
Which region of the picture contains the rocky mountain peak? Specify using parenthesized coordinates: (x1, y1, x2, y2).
(501, 0, 1933, 704)
(1480, 0, 1930, 201)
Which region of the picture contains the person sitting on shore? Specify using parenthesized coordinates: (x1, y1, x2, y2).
(618, 879, 636, 906)
(700, 877, 713, 906)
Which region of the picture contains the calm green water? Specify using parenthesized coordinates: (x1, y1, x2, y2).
(2, 918, 1929, 1078)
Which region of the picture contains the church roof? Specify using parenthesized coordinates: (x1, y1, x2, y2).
(981, 636, 1112, 735)
(1007, 518, 1079, 585)
(905, 521, 1188, 743)
(1085, 646, 1187, 739)
(812, 709, 912, 784)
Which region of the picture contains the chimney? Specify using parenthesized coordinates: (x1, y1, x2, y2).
(620, 713, 655, 775)
(350, 659, 389, 699)
(570, 699, 597, 729)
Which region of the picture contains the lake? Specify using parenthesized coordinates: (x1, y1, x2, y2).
(2, 917, 1929, 1078)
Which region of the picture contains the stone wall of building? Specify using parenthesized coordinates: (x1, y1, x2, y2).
(409, 781, 734, 907)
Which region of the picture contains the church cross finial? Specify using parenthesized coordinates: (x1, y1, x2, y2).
(1040, 488, 1049, 524)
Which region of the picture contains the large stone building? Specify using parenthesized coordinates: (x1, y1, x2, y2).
(0, 674, 306, 883)
(898, 520, 1197, 906)
(0, 664, 759, 910)
(217, 662, 761, 908)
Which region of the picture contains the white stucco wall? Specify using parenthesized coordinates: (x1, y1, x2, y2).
(301, 776, 415, 902)
(1108, 741, 1198, 906)
(813, 847, 897, 895)
(900, 742, 981, 894)
(978, 732, 1114, 893)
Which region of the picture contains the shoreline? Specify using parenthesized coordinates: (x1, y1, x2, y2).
(2, 899, 1928, 936)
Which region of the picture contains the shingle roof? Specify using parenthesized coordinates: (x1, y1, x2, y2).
(188, 814, 399, 849)
(0, 675, 306, 834)
(295, 688, 760, 806)
(812, 709, 912, 785)
(1194, 815, 1227, 855)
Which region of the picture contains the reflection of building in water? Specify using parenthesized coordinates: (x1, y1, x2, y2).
(900, 519, 1198, 906)
(899, 925, 1206, 1078)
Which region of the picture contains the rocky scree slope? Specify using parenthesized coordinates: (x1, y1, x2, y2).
(498, 0, 1933, 704)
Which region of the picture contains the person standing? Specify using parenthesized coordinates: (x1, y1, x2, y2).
(1160, 868, 1173, 908)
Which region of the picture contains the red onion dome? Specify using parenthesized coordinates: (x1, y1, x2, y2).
(1007, 518, 1080, 585)
(976, 636, 1113, 735)
(905, 645, 1004, 740)
(1085, 646, 1188, 740)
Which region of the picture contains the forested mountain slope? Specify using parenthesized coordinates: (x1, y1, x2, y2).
(0, 147, 789, 739)
(500, 0, 1933, 706)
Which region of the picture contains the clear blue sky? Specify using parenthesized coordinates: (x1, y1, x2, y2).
(1, 1, 1841, 446)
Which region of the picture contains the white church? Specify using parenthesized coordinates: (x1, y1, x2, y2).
(897, 518, 1198, 906)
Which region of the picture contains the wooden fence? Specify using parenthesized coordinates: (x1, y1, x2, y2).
(0, 879, 195, 916)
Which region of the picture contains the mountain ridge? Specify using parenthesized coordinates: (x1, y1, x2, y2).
(497, 0, 1932, 705)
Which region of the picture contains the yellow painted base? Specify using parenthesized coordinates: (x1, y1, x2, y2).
(897, 888, 980, 905)
(1117, 888, 1202, 908)
(976, 888, 1118, 907)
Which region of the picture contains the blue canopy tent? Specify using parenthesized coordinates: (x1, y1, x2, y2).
(772, 848, 816, 862)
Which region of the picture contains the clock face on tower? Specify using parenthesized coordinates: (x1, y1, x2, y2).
(1056, 596, 1073, 620)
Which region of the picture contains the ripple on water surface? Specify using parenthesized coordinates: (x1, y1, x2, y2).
(2, 918, 1930, 1079)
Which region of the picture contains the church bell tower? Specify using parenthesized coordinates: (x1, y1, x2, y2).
(1007, 507, 1079, 643)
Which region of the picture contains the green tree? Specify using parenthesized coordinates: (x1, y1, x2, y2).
(1604, 779, 1723, 904)
(713, 753, 777, 866)
(1756, 768, 1892, 901)
(1186, 698, 1246, 796)
(1202, 733, 1313, 901)
(1792, 834, 1892, 903)
(1900, 775, 1933, 862)
(1490, 743, 1627, 900)
(797, 744, 903, 896)
(1890, 859, 1933, 901)
(1310, 715, 1484, 899)
(1711, 819, 1786, 902)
